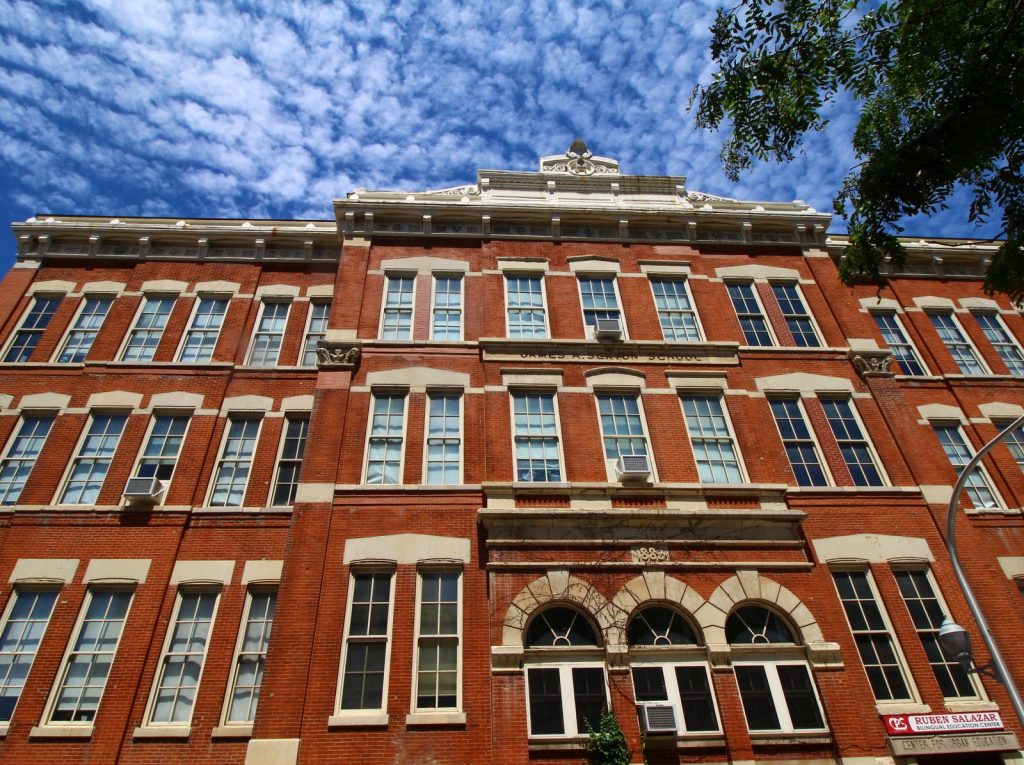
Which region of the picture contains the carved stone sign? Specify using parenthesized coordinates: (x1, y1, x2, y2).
(482, 344, 738, 365)
(631, 546, 669, 565)
(888, 731, 1018, 757)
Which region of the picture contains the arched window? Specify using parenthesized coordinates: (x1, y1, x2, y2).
(525, 606, 598, 648)
(523, 606, 606, 738)
(726, 605, 825, 734)
(628, 607, 719, 736)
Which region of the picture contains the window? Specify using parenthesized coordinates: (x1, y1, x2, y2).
(769, 398, 828, 487)
(120, 296, 175, 362)
(338, 571, 393, 712)
(135, 414, 188, 483)
(301, 302, 330, 366)
(414, 571, 460, 711)
(3, 296, 61, 362)
(209, 417, 261, 507)
(224, 590, 276, 724)
(727, 283, 773, 346)
(380, 275, 414, 339)
(596, 393, 649, 461)
(57, 297, 112, 362)
(820, 398, 884, 486)
(59, 413, 127, 505)
(364, 393, 406, 485)
(930, 312, 986, 374)
(178, 296, 229, 362)
(932, 424, 1000, 509)
(505, 275, 547, 338)
(974, 313, 1024, 376)
(48, 589, 132, 723)
(872, 312, 927, 375)
(994, 420, 1024, 471)
(832, 571, 912, 701)
(425, 394, 460, 485)
(629, 607, 719, 734)
(680, 395, 742, 483)
(0, 588, 58, 722)
(524, 607, 606, 738)
(271, 416, 309, 506)
(431, 276, 462, 340)
(727, 606, 826, 733)
(772, 284, 820, 347)
(512, 392, 562, 482)
(148, 590, 218, 724)
(894, 570, 977, 698)
(651, 279, 701, 341)
(579, 276, 621, 333)
(247, 301, 290, 366)
(0, 415, 54, 504)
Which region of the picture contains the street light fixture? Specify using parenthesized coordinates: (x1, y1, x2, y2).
(942, 413, 1024, 724)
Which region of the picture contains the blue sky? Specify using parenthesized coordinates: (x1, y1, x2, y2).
(0, 0, 1000, 273)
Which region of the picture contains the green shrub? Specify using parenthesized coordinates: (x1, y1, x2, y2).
(585, 709, 631, 765)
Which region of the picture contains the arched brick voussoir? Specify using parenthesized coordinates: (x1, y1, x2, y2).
(502, 572, 621, 647)
(705, 571, 825, 645)
(609, 574, 708, 640)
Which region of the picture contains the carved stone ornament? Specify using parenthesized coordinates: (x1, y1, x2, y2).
(315, 344, 361, 369)
(852, 352, 894, 376)
(686, 190, 738, 203)
(630, 546, 669, 565)
(539, 138, 620, 176)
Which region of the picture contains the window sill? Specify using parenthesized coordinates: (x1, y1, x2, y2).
(528, 736, 587, 751)
(876, 702, 932, 715)
(945, 699, 1000, 713)
(29, 724, 94, 739)
(405, 711, 466, 726)
(749, 732, 832, 745)
(133, 725, 190, 739)
(642, 733, 725, 750)
(211, 724, 252, 739)
(328, 712, 389, 728)
(0, 722, 8, 738)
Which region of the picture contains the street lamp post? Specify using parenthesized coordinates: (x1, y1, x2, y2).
(938, 413, 1024, 726)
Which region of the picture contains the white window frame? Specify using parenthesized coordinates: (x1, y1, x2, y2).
(430, 274, 463, 341)
(363, 392, 408, 485)
(334, 568, 396, 722)
(504, 274, 549, 339)
(206, 416, 262, 507)
(679, 393, 746, 484)
(524, 659, 609, 739)
(129, 412, 191, 489)
(411, 568, 462, 715)
(595, 391, 656, 481)
(973, 311, 1024, 376)
(56, 411, 128, 506)
(423, 392, 462, 485)
(629, 657, 722, 735)
(41, 587, 133, 727)
(870, 310, 929, 375)
(54, 295, 114, 363)
(117, 294, 176, 363)
(379, 274, 415, 340)
(578, 275, 627, 339)
(649, 277, 704, 342)
(220, 587, 276, 727)
(731, 657, 828, 734)
(301, 301, 331, 366)
(770, 281, 822, 348)
(928, 310, 989, 375)
(2, 294, 62, 363)
(931, 421, 1003, 510)
(0, 413, 56, 505)
(994, 419, 1024, 471)
(175, 294, 230, 363)
(510, 390, 565, 483)
(245, 300, 291, 367)
(768, 396, 833, 487)
(726, 281, 776, 347)
(0, 587, 59, 724)
(142, 588, 220, 728)
(830, 568, 918, 705)
(819, 396, 888, 487)
(269, 414, 309, 507)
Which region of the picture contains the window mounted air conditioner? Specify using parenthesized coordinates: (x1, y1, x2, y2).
(594, 317, 623, 339)
(123, 476, 164, 506)
(638, 703, 678, 734)
(616, 454, 651, 480)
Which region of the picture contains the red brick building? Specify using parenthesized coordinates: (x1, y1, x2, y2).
(0, 144, 1021, 765)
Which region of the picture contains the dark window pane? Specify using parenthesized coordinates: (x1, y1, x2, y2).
(340, 642, 385, 709)
(527, 668, 564, 735)
(631, 667, 667, 701)
(735, 666, 780, 731)
(675, 666, 718, 732)
(572, 667, 606, 733)
(778, 665, 824, 729)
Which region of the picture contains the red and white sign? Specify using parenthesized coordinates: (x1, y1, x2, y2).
(883, 712, 1004, 736)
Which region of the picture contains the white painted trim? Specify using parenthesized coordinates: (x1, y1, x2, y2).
(86, 391, 143, 410)
(221, 396, 274, 413)
(378, 273, 416, 340)
(716, 264, 800, 281)
(812, 534, 933, 564)
(244, 739, 299, 765)
(343, 534, 471, 564)
(585, 368, 646, 389)
(334, 568, 396, 720)
(917, 403, 965, 422)
(241, 561, 282, 585)
(219, 587, 276, 729)
(501, 369, 563, 387)
(639, 261, 691, 276)
(509, 390, 566, 484)
(666, 373, 728, 390)
(305, 284, 334, 298)
(429, 273, 464, 341)
(169, 560, 235, 586)
(567, 256, 620, 274)
(497, 258, 549, 273)
(859, 297, 901, 311)
(362, 391, 408, 485)
(174, 294, 231, 362)
(959, 297, 999, 310)
(10, 559, 78, 583)
(18, 392, 70, 411)
(204, 417, 263, 508)
(755, 373, 853, 394)
(28, 280, 75, 295)
(194, 281, 241, 295)
(83, 559, 151, 583)
(365, 367, 470, 390)
(503, 272, 550, 339)
(380, 256, 469, 274)
(81, 281, 125, 294)
(149, 391, 204, 410)
(980, 402, 1024, 420)
(998, 557, 1024, 579)
(254, 284, 300, 299)
(140, 280, 187, 294)
(423, 392, 463, 485)
(294, 482, 333, 503)
(245, 299, 291, 367)
(280, 395, 314, 411)
(913, 296, 956, 310)
(410, 569, 463, 715)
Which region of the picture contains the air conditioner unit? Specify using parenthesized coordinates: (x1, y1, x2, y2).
(617, 454, 651, 480)
(594, 317, 623, 339)
(638, 703, 678, 734)
(123, 476, 164, 506)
